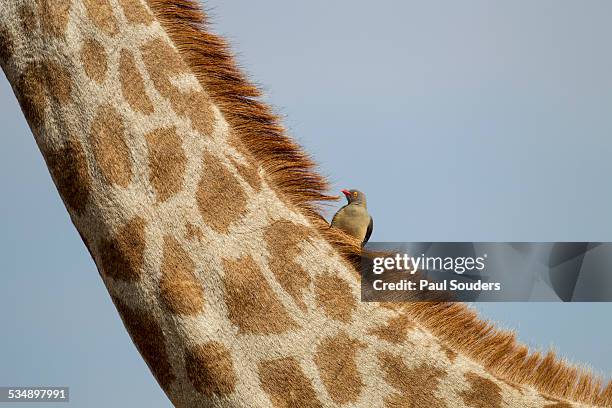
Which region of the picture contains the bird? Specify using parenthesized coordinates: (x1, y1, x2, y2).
(331, 189, 373, 246)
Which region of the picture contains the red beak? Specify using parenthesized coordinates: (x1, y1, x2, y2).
(341, 189, 351, 198)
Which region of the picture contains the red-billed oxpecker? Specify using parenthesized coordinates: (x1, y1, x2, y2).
(331, 189, 373, 246)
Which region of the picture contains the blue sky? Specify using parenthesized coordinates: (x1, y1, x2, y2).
(1, 1, 611, 406)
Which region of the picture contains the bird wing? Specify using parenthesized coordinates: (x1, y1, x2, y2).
(330, 204, 348, 227)
(363, 216, 373, 246)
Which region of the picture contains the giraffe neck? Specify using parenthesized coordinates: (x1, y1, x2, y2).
(0, 1, 609, 407)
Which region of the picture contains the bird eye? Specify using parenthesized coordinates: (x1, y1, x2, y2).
(353, 192, 358, 197)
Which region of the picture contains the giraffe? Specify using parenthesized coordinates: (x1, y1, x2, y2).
(0, 0, 610, 407)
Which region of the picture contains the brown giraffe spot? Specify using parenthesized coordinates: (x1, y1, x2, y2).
(17, 64, 47, 128)
(17, 60, 72, 127)
(259, 358, 322, 408)
(196, 151, 247, 234)
(81, 38, 108, 84)
(442, 345, 458, 363)
(0, 26, 14, 63)
(459, 372, 503, 408)
(145, 127, 186, 202)
(314, 274, 356, 323)
(159, 236, 203, 315)
(45, 61, 72, 105)
(18, 4, 37, 33)
(119, 49, 153, 115)
(89, 105, 133, 188)
(378, 352, 448, 408)
(46, 136, 91, 214)
(118, 0, 154, 25)
(184, 341, 237, 397)
(40, 0, 71, 38)
(264, 220, 315, 311)
(182, 89, 216, 138)
(140, 38, 184, 87)
(141, 38, 215, 137)
(367, 314, 416, 344)
(314, 332, 364, 405)
(113, 297, 176, 390)
(83, 0, 118, 36)
(98, 216, 146, 282)
(228, 134, 262, 191)
(185, 222, 203, 241)
(222, 255, 297, 334)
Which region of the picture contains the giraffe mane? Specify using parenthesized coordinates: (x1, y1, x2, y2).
(146, 1, 612, 406)
(146, 0, 363, 263)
